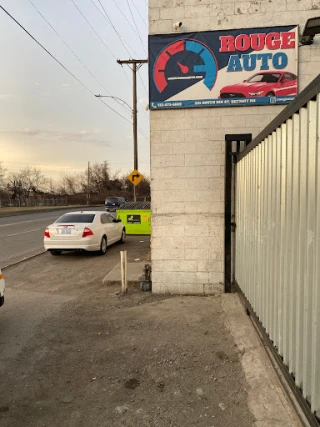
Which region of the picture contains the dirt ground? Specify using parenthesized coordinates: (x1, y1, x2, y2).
(0, 236, 257, 427)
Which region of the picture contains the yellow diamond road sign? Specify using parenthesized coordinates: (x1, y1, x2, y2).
(128, 169, 144, 186)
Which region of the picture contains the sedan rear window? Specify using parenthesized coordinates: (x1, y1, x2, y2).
(56, 214, 95, 223)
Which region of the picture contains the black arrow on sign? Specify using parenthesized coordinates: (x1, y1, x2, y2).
(132, 174, 140, 182)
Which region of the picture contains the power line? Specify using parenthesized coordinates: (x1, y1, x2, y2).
(138, 68, 148, 97)
(28, 0, 130, 114)
(71, 0, 117, 60)
(93, 0, 139, 58)
(125, 0, 147, 55)
(0, 4, 132, 125)
(71, 0, 133, 98)
(110, 0, 143, 46)
(131, 0, 148, 29)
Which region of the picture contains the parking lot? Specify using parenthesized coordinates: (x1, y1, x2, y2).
(0, 231, 300, 427)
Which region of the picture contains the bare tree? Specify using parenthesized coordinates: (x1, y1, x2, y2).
(58, 173, 83, 195)
(89, 161, 111, 194)
(7, 166, 48, 195)
(0, 162, 6, 190)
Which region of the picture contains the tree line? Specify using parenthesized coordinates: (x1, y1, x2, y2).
(0, 162, 150, 204)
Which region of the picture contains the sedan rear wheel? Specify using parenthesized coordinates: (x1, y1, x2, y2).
(50, 250, 62, 256)
(99, 236, 107, 255)
(120, 229, 126, 244)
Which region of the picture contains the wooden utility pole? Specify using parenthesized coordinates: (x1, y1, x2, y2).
(117, 59, 148, 202)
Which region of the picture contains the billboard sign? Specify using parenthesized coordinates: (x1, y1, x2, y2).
(149, 26, 298, 110)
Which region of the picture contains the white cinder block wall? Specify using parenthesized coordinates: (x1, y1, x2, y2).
(149, 0, 320, 295)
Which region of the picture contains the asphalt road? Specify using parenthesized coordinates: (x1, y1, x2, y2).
(0, 207, 105, 268)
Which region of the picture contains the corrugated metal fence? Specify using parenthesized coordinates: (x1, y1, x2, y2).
(234, 76, 320, 421)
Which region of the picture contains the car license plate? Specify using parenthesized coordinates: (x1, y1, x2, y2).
(61, 228, 71, 235)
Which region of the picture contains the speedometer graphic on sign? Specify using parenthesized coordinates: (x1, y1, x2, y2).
(153, 39, 218, 97)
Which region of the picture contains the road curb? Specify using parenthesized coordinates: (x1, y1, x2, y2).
(2, 250, 46, 270)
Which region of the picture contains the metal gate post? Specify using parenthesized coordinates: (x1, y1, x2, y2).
(224, 134, 252, 293)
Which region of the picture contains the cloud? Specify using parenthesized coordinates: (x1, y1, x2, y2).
(34, 82, 41, 86)
(0, 128, 111, 147)
(0, 94, 19, 100)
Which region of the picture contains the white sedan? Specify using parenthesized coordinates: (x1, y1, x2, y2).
(0, 268, 5, 307)
(44, 211, 126, 256)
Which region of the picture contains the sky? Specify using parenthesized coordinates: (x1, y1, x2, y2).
(0, 0, 149, 181)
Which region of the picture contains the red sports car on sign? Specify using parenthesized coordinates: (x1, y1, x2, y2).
(219, 71, 298, 98)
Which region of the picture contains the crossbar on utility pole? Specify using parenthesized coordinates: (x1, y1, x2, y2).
(117, 59, 148, 202)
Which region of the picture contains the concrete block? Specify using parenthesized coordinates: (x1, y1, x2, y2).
(152, 154, 185, 167)
(185, 0, 211, 4)
(260, 0, 287, 12)
(150, 130, 162, 143)
(180, 283, 205, 295)
(209, 127, 231, 141)
(161, 129, 186, 143)
(183, 141, 222, 154)
(208, 224, 223, 237)
(184, 224, 208, 237)
(211, 3, 235, 16)
(185, 4, 211, 17)
(208, 178, 224, 190)
(208, 201, 224, 213)
(179, 271, 210, 284)
(184, 202, 210, 214)
(287, 0, 312, 10)
(160, 6, 185, 19)
(185, 128, 211, 142)
(170, 260, 198, 272)
(185, 153, 225, 166)
(152, 247, 185, 260)
(210, 272, 224, 283)
(195, 16, 212, 30)
(151, 178, 186, 191)
(157, 283, 182, 295)
(152, 236, 186, 250)
(197, 260, 223, 272)
(149, 19, 174, 34)
(152, 261, 166, 272)
(154, 201, 186, 214)
(149, 8, 160, 20)
(221, 114, 247, 128)
(153, 189, 187, 203)
(185, 248, 209, 260)
(185, 189, 223, 202)
(152, 144, 174, 155)
(184, 178, 209, 190)
(234, 1, 261, 15)
(194, 115, 221, 129)
(203, 283, 224, 295)
(300, 61, 320, 75)
(209, 250, 223, 261)
(149, 0, 174, 7)
(172, 143, 187, 154)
